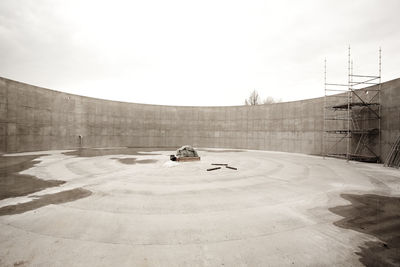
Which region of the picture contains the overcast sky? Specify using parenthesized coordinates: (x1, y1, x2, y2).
(0, 0, 399, 106)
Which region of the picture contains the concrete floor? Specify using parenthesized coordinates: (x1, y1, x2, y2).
(1, 148, 399, 266)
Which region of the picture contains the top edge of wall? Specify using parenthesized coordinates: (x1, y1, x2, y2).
(1, 76, 399, 109)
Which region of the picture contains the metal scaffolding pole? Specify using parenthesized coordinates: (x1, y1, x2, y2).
(323, 58, 327, 158)
(378, 47, 382, 162)
(347, 46, 351, 161)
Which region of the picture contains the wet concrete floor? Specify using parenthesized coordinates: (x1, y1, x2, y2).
(0, 188, 92, 216)
(0, 155, 65, 200)
(0, 147, 165, 215)
(1, 149, 400, 266)
(330, 194, 400, 266)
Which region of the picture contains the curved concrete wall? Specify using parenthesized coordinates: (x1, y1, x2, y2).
(1, 76, 399, 160)
(381, 78, 400, 160)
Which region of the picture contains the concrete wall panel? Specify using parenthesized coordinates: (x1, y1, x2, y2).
(0, 76, 399, 160)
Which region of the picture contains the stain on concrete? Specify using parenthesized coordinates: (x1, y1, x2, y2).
(13, 260, 28, 266)
(63, 147, 168, 157)
(329, 194, 400, 266)
(0, 188, 92, 216)
(137, 159, 158, 164)
(0, 155, 65, 200)
(112, 157, 158, 165)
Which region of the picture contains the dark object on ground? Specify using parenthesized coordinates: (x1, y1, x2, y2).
(207, 167, 221, 171)
(170, 155, 177, 161)
(174, 146, 200, 162)
(177, 157, 200, 162)
(176, 145, 199, 158)
(226, 166, 237, 170)
(208, 163, 237, 170)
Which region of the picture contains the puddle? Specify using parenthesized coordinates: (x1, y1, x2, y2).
(329, 194, 400, 266)
(0, 155, 65, 200)
(0, 188, 92, 216)
(112, 157, 158, 165)
(63, 147, 171, 157)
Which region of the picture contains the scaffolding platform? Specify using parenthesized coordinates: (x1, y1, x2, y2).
(348, 154, 380, 163)
(325, 128, 379, 135)
(323, 46, 382, 163)
(325, 154, 379, 163)
(326, 153, 379, 163)
(331, 102, 380, 110)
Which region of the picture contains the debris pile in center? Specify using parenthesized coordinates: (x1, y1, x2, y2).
(170, 145, 200, 162)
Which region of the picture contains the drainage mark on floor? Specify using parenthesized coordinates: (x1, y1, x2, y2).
(329, 193, 400, 266)
(0, 188, 92, 216)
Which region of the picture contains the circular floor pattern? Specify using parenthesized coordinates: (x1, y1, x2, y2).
(1, 148, 399, 266)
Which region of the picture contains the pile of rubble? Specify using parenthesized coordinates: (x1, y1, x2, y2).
(170, 145, 200, 162)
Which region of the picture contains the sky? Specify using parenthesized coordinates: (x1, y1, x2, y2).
(0, 0, 399, 106)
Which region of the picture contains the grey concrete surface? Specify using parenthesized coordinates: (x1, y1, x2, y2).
(0, 149, 399, 266)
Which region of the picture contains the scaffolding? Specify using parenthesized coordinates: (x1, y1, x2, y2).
(323, 47, 382, 163)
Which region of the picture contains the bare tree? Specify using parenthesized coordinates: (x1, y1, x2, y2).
(245, 90, 261, 105)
